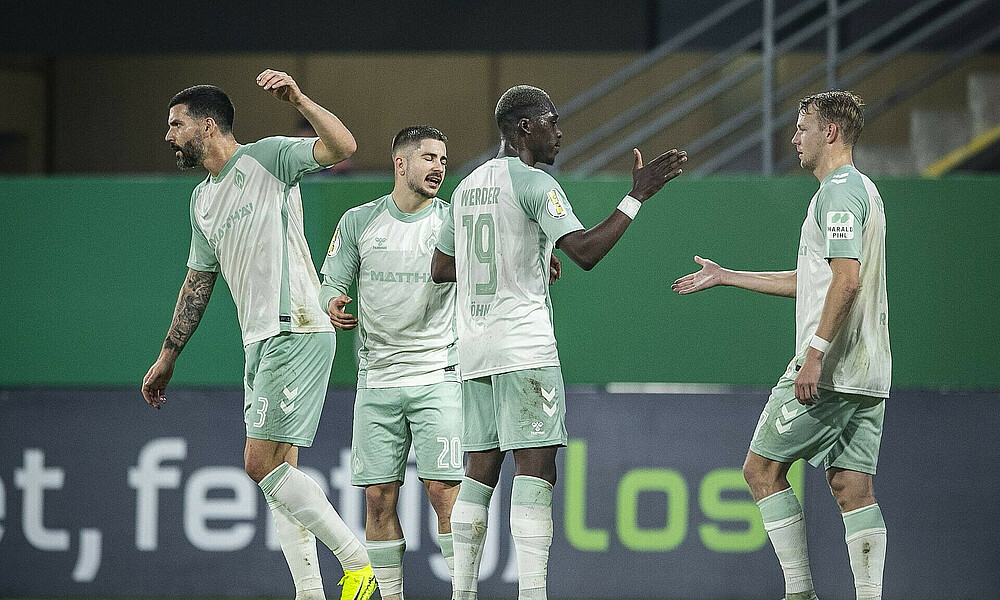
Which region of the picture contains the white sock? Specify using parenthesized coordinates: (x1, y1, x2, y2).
(266, 493, 325, 600)
(757, 488, 815, 597)
(451, 477, 494, 600)
(259, 463, 369, 571)
(843, 504, 887, 600)
(510, 476, 553, 600)
(439, 532, 455, 587)
(367, 538, 405, 600)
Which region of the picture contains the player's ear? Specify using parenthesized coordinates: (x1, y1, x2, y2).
(394, 155, 406, 175)
(826, 121, 839, 143)
(518, 117, 532, 137)
(204, 117, 216, 135)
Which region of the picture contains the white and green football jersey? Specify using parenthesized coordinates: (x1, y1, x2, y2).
(437, 157, 585, 379)
(319, 195, 457, 388)
(786, 164, 891, 397)
(186, 136, 334, 346)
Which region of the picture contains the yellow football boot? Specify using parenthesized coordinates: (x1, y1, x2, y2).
(338, 563, 377, 600)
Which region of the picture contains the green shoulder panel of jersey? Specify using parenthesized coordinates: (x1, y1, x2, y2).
(436, 196, 456, 256)
(507, 158, 584, 242)
(242, 136, 323, 185)
(814, 167, 869, 260)
(320, 196, 388, 291)
(186, 178, 220, 272)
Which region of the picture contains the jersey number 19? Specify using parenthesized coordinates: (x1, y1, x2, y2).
(461, 214, 497, 295)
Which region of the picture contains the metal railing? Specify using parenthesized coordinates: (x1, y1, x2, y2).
(697, 0, 991, 174)
(458, 0, 758, 174)
(461, 0, 997, 176)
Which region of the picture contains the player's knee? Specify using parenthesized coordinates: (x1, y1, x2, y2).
(244, 457, 273, 483)
(829, 479, 875, 511)
(365, 484, 398, 520)
(425, 482, 458, 519)
(742, 456, 762, 487)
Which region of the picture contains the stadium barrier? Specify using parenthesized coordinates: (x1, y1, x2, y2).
(0, 386, 995, 598)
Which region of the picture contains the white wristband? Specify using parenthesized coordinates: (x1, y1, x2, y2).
(616, 195, 642, 220)
(809, 335, 831, 354)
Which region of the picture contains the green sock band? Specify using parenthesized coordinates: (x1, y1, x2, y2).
(457, 477, 494, 507)
(438, 532, 454, 559)
(757, 487, 802, 524)
(842, 503, 885, 537)
(366, 538, 405, 568)
(511, 475, 553, 507)
(257, 462, 291, 496)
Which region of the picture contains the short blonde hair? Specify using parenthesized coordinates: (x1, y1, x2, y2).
(799, 90, 865, 147)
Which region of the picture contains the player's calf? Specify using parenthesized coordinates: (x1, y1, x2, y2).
(743, 451, 792, 502)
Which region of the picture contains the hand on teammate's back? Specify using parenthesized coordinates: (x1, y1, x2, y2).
(328, 295, 359, 331)
(629, 148, 687, 202)
(549, 254, 562, 285)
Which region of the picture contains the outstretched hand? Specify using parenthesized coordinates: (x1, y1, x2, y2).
(328, 295, 358, 331)
(629, 148, 687, 202)
(257, 69, 305, 104)
(671, 256, 726, 294)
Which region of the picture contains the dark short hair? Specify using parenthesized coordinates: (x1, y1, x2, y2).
(799, 90, 865, 147)
(391, 126, 447, 156)
(495, 85, 553, 138)
(169, 85, 235, 134)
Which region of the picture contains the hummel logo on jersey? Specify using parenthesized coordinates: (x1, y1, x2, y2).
(826, 211, 855, 240)
(233, 167, 246, 190)
(775, 403, 799, 434)
(280, 386, 298, 414)
(373, 237, 388, 250)
(541, 387, 558, 417)
(531, 421, 545, 434)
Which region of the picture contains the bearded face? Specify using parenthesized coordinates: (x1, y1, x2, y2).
(172, 133, 205, 170)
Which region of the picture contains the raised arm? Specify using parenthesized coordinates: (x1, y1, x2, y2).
(257, 69, 357, 166)
(557, 148, 686, 271)
(141, 268, 218, 408)
(671, 256, 797, 298)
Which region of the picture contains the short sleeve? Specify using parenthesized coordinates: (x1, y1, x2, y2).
(435, 200, 456, 256)
(814, 180, 869, 260)
(515, 169, 585, 243)
(320, 211, 361, 295)
(186, 192, 219, 272)
(245, 136, 323, 185)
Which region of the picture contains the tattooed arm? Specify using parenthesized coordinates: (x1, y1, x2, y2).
(141, 269, 218, 408)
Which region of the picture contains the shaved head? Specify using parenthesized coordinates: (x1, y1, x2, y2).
(495, 85, 554, 139)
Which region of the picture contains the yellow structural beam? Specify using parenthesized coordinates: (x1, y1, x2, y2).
(924, 123, 1000, 177)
